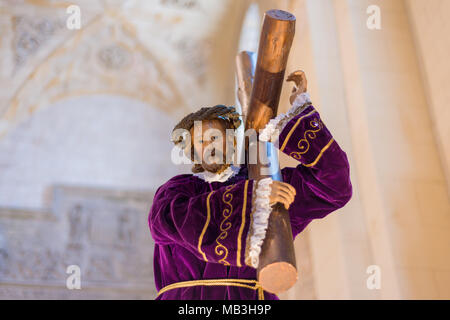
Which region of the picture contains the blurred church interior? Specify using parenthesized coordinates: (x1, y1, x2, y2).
(0, 0, 449, 299)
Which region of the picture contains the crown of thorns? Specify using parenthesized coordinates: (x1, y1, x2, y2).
(171, 105, 241, 148)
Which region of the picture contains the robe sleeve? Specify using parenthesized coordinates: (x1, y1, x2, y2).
(148, 176, 254, 267)
(259, 93, 353, 239)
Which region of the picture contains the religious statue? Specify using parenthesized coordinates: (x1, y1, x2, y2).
(148, 9, 352, 300)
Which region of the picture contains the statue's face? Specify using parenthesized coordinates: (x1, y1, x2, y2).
(189, 119, 231, 173)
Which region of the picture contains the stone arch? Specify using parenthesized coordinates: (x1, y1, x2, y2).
(1, 10, 188, 139)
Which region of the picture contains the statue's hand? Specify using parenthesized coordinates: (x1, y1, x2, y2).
(268, 181, 296, 210)
(286, 70, 307, 105)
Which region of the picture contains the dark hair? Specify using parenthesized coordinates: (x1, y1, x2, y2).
(171, 105, 241, 173)
(171, 105, 241, 146)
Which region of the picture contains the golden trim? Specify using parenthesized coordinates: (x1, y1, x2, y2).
(156, 278, 265, 300)
(214, 184, 236, 266)
(215, 185, 236, 265)
(289, 117, 323, 161)
(280, 109, 317, 152)
(236, 180, 249, 267)
(198, 191, 214, 262)
(303, 138, 335, 167)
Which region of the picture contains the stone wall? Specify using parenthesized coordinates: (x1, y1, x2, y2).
(0, 185, 156, 299)
(0, 0, 251, 299)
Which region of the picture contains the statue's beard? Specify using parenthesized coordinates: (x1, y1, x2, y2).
(202, 152, 229, 173)
(205, 163, 230, 174)
(191, 146, 234, 174)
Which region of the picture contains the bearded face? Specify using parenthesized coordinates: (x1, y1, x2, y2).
(189, 119, 235, 173)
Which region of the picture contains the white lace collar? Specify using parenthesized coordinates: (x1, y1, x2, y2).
(194, 165, 241, 183)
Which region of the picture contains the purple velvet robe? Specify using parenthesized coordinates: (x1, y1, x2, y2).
(148, 104, 353, 300)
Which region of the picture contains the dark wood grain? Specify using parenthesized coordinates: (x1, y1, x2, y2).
(244, 9, 298, 294)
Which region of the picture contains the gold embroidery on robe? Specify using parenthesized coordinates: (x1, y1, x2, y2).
(198, 191, 215, 262)
(290, 118, 323, 161)
(215, 184, 236, 265)
(303, 138, 335, 167)
(280, 109, 317, 152)
(236, 180, 249, 267)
